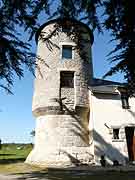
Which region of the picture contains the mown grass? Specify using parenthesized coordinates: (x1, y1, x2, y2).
(0, 144, 135, 180)
(0, 143, 44, 174)
(0, 143, 32, 161)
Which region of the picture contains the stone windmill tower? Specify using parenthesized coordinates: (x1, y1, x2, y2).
(26, 18, 94, 166)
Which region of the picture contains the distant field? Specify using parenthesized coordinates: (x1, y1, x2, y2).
(0, 144, 38, 174)
(0, 143, 33, 163)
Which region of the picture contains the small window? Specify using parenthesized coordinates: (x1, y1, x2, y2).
(60, 71, 74, 88)
(62, 45, 72, 59)
(121, 93, 130, 109)
(62, 26, 71, 32)
(113, 129, 119, 139)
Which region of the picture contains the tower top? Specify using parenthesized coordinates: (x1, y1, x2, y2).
(35, 18, 94, 44)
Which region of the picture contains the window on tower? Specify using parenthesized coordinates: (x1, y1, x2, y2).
(62, 26, 71, 32)
(62, 45, 72, 59)
(60, 71, 74, 88)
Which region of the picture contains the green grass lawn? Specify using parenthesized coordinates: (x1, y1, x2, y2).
(0, 143, 44, 174)
(0, 144, 135, 180)
(0, 143, 32, 162)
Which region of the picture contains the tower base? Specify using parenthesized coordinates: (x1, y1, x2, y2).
(26, 114, 94, 167)
(25, 146, 94, 167)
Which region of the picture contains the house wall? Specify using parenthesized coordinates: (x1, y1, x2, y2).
(91, 91, 135, 165)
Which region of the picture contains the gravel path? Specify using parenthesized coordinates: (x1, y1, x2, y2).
(0, 174, 18, 179)
(0, 174, 49, 180)
(0, 165, 135, 180)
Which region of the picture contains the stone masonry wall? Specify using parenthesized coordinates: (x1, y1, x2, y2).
(26, 114, 94, 166)
(61, 88, 74, 111)
(32, 21, 93, 115)
(26, 20, 94, 166)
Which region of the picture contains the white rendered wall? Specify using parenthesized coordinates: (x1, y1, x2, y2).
(91, 91, 135, 165)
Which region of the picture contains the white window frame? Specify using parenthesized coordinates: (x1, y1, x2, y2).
(59, 42, 76, 60)
(111, 126, 124, 142)
(62, 45, 72, 59)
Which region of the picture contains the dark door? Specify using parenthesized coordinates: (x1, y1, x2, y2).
(133, 135, 135, 160)
(125, 127, 135, 161)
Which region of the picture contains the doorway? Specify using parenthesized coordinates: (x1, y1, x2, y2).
(60, 71, 75, 111)
(125, 127, 135, 161)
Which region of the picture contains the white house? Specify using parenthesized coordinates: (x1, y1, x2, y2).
(90, 78, 135, 165)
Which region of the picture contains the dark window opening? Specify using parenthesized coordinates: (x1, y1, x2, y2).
(62, 26, 71, 32)
(121, 93, 130, 109)
(60, 71, 74, 88)
(113, 129, 119, 139)
(62, 45, 72, 59)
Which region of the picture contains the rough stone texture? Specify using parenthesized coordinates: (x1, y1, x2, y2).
(32, 21, 93, 114)
(61, 88, 74, 111)
(26, 19, 94, 166)
(26, 115, 94, 166)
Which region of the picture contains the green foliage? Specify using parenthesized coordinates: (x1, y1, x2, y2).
(0, 0, 37, 93)
(0, 0, 135, 95)
(0, 0, 101, 93)
(103, 0, 135, 95)
(55, 0, 102, 31)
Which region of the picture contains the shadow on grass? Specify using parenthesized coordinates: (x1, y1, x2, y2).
(11, 168, 135, 180)
(0, 154, 16, 156)
(0, 158, 25, 164)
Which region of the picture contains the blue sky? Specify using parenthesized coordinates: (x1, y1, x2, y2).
(0, 23, 125, 144)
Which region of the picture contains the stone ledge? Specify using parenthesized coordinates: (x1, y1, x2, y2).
(33, 106, 63, 117)
(33, 105, 90, 117)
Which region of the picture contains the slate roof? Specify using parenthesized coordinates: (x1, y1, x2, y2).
(91, 78, 124, 86)
(89, 78, 126, 94)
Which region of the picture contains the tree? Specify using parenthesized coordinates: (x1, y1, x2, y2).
(103, 0, 135, 96)
(30, 130, 35, 137)
(0, 0, 36, 93)
(0, 0, 102, 93)
(0, 0, 135, 95)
